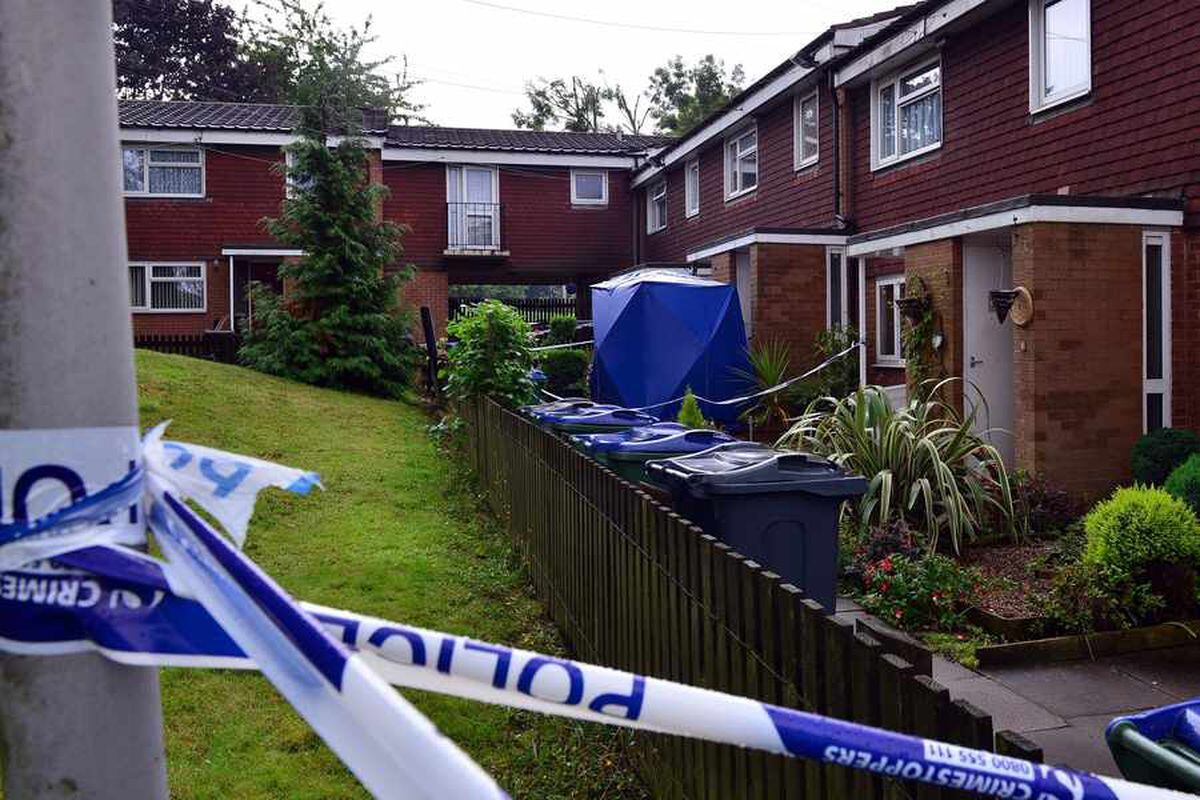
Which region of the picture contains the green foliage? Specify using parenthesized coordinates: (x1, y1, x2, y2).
(900, 277, 939, 389)
(444, 300, 536, 407)
(512, 75, 608, 132)
(922, 629, 993, 671)
(547, 314, 578, 346)
(812, 325, 861, 401)
(1166, 453, 1200, 516)
(1132, 428, 1200, 486)
(860, 554, 978, 632)
(735, 339, 797, 431)
(1082, 486, 1200, 576)
(779, 381, 1017, 554)
(1012, 470, 1081, 537)
(540, 348, 590, 396)
(1043, 561, 1167, 634)
(677, 388, 711, 429)
(239, 132, 419, 397)
(648, 55, 745, 135)
(849, 519, 924, 575)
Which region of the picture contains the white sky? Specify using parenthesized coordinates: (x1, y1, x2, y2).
(317, 0, 905, 130)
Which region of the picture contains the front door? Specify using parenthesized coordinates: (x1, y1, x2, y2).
(963, 239, 1015, 463)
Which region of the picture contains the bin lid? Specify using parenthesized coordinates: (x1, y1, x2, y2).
(1109, 700, 1200, 754)
(574, 422, 690, 455)
(520, 398, 599, 419)
(607, 428, 737, 460)
(646, 442, 867, 497)
(546, 407, 660, 428)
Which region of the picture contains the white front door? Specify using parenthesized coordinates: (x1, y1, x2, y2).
(963, 239, 1015, 464)
(735, 250, 753, 339)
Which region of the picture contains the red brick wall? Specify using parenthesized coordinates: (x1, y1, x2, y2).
(402, 268, 449, 337)
(904, 240, 964, 408)
(1173, 230, 1200, 432)
(848, 0, 1200, 232)
(749, 244, 827, 369)
(640, 84, 838, 263)
(1012, 223, 1143, 500)
(126, 144, 287, 335)
(383, 162, 636, 283)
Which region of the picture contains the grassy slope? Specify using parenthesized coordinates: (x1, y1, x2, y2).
(135, 351, 643, 799)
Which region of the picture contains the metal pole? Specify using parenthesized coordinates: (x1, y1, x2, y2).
(0, 2, 169, 797)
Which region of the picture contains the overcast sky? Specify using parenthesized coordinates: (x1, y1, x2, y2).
(316, 0, 904, 130)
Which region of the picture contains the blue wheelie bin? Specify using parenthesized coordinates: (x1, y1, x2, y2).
(575, 424, 736, 486)
(1107, 699, 1200, 792)
(520, 398, 602, 421)
(646, 443, 866, 611)
(541, 406, 659, 435)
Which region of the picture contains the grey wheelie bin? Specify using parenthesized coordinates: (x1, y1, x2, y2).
(646, 442, 866, 611)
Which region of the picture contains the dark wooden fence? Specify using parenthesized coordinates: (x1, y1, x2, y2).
(134, 332, 240, 364)
(450, 296, 578, 324)
(464, 398, 1043, 799)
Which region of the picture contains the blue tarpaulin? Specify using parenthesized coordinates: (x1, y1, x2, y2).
(590, 268, 751, 423)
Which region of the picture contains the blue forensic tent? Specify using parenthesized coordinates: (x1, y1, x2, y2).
(590, 268, 752, 423)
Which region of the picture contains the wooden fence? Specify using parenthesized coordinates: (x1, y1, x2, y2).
(464, 398, 1044, 799)
(134, 332, 240, 364)
(450, 296, 578, 324)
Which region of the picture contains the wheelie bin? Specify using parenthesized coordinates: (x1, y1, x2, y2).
(1107, 700, 1200, 793)
(575, 424, 736, 486)
(541, 406, 659, 435)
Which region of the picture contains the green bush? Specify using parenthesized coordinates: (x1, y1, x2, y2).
(1044, 561, 1166, 634)
(547, 314, 578, 346)
(677, 388, 710, 429)
(1165, 453, 1200, 516)
(860, 554, 978, 632)
(779, 381, 1016, 554)
(443, 300, 536, 407)
(540, 348, 590, 396)
(1131, 428, 1200, 486)
(1083, 486, 1200, 576)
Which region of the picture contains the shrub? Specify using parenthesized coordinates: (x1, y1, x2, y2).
(547, 314, 578, 346)
(443, 300, 536, 407)
(1044, 561, 1166, 634)
(1012, 470, 1081, 537)
(860, 554, 978, 632)
(851, 518, 924, 575)
(1082, 486, 1200, 576)
(1131, 428, 1200, 486)
(735, 339, 799, 432)
(779, 381, 1017, 554)
(540, 348, 590, 396)
(677, 388, 710, 429)
(811, 325, 861, 401)
(1165, 453, 1200, 516)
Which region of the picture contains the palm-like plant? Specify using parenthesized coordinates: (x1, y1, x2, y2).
(777, 380, 1017, 554)
(735, 339, 798, 434)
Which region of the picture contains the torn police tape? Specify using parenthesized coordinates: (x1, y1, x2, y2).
(0, 427, 1189, 800)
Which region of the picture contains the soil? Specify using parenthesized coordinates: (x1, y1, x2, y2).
(963, 541, 1058, 619)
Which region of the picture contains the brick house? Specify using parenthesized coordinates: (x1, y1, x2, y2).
(118, 100, 664, 338)
(632, 0, 1197, 499)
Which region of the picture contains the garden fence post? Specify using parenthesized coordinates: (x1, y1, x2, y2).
(0, 2, 169, 796)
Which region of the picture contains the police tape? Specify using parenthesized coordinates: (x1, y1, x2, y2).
(0, 428, 1190, 799)
(0, 545, 1189, 800)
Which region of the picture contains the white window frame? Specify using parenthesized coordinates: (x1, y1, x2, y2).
(570, 169, 609, 206)
(826, 246, 850, 329)
(446, 164, 500, 250)
(1143, 230, 1172, 432)
(122, 146, 205, 198)
(875, 274, 906, 367)
(647, 179, 667, 234)
(684, 159, 700, 218)
(1028, 0, 1092, 113)
(723, 125, 758, 200)
(128, 262, 207, 313)
(870, 58, 943, 171)
(794, 91, 819, 170)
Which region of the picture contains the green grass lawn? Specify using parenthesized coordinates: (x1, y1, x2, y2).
(134, 351, 644, 799)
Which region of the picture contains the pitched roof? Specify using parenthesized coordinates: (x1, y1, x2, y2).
(119, 100, 302, 132)
(384, 125, 668, 154)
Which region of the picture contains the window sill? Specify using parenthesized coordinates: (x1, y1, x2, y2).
(684, 210, 700, 220)
(124, 194, 207, 200)
(794, 156, 818, 172)
(571, 203, 609, 210)
(723, 187, 757, 204)
(647, 226, 667, 236)
(132, 308, 208, 315)
(1030, 87, 1091, 117)
(874, 361, 906, 369)
(870, 141, 942, 173)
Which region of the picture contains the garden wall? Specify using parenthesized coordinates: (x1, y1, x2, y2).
(464, 398, 1042, 799)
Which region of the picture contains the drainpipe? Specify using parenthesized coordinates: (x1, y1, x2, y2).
(830, 70, 841, 226)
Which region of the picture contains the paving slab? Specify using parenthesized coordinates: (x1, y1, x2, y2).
(938, 675, 1066, 734)
(982, 660, 1178, 718)
(931, 655, 977, 684)
(1021, 714, 1120, 776)
(1110, 645, 1200, 700)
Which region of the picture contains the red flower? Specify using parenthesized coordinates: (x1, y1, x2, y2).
(880, 557, 894, 573)
(893, 609, 904, 620)
(879, 581, 891, 593)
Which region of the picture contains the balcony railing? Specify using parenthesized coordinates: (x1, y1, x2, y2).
(447, 202, 502, 251)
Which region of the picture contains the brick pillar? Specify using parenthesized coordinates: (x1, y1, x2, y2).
(709, 251, 733, 283)
(366, 149, 384, 222)
(1012, 223, 1142, 500)
(905, 239, 964, 409)
(401, 268, 449, 337)
(750, 243, 827, 368)
(1172, 230, 1200, 432)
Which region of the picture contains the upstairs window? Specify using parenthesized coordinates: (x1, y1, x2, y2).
(284, 149, 315, 198)
(724, 127, 758, 199)
(876, 275, 906, 365)
(1030, 0, 1091, 112)
(571, 169, 608, 205)
(123, 147, 204, 197)
(647, 179, 667, 233)
(129, 263, 205, 311)
(873, 60, 942, 169)
(684, 159, 700, 218)
(794, 92, 819, 169)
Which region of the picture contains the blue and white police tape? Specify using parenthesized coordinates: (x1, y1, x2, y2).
(1, 545, 1189, 800)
